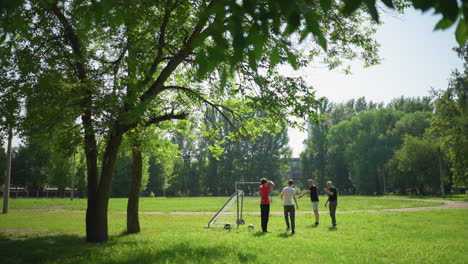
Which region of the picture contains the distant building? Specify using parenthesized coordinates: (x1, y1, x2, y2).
(285, 158, 302, 187)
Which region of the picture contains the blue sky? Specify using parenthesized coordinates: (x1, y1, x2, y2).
(288, 8, 463, 157)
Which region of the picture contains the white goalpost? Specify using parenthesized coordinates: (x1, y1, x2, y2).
(205, 181, 259, 229)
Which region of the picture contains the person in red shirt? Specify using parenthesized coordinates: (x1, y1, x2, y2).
(259, 178, 275, 232)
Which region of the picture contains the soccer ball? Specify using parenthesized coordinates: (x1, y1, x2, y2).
(248, 224, 254, 229)
(224, 223, 231, 229)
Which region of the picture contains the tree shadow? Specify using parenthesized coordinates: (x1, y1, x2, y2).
(0, 234, 104, 264)
(101, 242, 257, 264)
(0, 234, 257, 264)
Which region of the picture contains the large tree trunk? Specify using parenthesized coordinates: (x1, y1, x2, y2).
(127, 140, 143, 233)
(88, 131, 123, 242)
(83, 110, 100, 242)
(2, 129, 12, 214)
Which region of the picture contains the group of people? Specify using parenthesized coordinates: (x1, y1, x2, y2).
(258, 178, 338, 233)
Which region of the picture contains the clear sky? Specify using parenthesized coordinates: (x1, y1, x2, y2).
(288, 8, 463, 157)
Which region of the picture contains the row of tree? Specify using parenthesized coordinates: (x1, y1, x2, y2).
(301, 47, 468, 195)
(0, 109, 291, 198)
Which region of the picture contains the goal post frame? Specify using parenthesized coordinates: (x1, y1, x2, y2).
(206, 181, 260, 229)
(234, 181, 259, 224)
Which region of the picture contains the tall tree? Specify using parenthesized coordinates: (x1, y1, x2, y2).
(428, 45, 468, 188)
(301, 98, 333, 189)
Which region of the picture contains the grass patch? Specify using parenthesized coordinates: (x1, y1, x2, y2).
(0, 210, 467, 263)
(2, 195, 443, 212)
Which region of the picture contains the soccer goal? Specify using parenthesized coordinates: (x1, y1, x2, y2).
(205, 181, 258, 229)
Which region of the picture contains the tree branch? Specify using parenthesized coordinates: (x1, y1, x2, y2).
(49, 3, 87, 80)
(139, 0, 220, 103)
(142, 0, 177, 86)
(145, 111, 187, 126)
(164, 85, 242, 133)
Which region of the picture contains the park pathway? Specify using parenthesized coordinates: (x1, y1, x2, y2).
(142, 197, 468, 215)
(11, 197, 468, 215)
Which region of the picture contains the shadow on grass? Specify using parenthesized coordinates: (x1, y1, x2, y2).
(276, 232, 294, 238)
(328, 226, 338, 231)
(102, 242, 257, 264)
(252, 231, 267, 237)
(0, 234, 98, 264)
(0, 234, 257, 264)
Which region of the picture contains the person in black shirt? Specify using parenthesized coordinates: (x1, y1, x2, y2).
(298, 179, 320, 225)
(323, 181, 338, 227)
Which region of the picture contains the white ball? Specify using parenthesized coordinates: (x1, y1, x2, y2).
(248, 224, 254, 229)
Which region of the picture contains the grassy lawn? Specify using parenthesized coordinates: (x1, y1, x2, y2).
(3, 195, 444, 212)
(0, 209, 467, 263)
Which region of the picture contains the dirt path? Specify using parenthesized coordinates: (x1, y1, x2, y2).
(142, 198, 468, 215)
(10, 198, 468, 215)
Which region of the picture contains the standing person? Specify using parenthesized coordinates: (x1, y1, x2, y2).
(298, 179, 319, 225)
(323, 181, 338, 228)
(259, 178, 275, 233)
(281, 180, 299, 234)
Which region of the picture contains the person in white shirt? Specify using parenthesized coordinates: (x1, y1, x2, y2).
(281, 179, 299, 234)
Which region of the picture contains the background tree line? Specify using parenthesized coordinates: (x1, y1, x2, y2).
(301, 46, 468, 195)
(0, 109, 291, 198)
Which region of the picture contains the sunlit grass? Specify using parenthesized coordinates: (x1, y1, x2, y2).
(0, 209, 467, 263)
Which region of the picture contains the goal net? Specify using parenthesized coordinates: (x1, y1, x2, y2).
(205, 189, 244, 229)
(205, 181, 258, 229)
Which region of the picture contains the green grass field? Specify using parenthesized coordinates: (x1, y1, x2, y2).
(5, 195, 444, 212)
(1, 210, 467, 263)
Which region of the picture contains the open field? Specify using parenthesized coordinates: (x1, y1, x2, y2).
(4, 195, 445, 212)
(1, 209, 467, 264)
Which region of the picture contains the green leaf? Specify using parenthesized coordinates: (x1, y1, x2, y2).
(434, 18, 456, 30)
(195, 51, 209, 79)
(438, 0, 459, 22)
(286, 10, 301, 35)
(319, 0, 332, 12)
(248, 49, 258, 72)
(0, 33, 6, 44)
(269, 47, 280, 68)
(219, 67, 228, 93)
(286, 50, 299, 70)
(464, 5, 468, 27)
(343, 0, 364, 16)
(365, 0, 379, 22)
(304, 11, 327, 51)
(411, 0, 435, 12)
(455, 18, 468, 46)
(380, 0, 394, 9)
